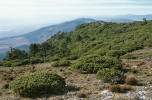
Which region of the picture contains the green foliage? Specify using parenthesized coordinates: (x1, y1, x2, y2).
(52, 60, 70, 67)
(5, 48, 28, 61)
(71, 55, 123, 73)
(65, 55, 79, 60)
(30, 57, 44, 64)
(2, 20, 152, 66)
(11, 62, 22, 66)
(9, 71, 66, 97)
(58, 42, 71, 57)
(29, 44, 40, 57)
(50, 56, 60, 61)
(120, 54, 136, 59)
(106, 50, 125, 58)
(96, 68, 124, 83)
(3, 61, 12, 67)
(0, 58, 48, 67)
(143, 52, 152, 59)
(21, 59, 30, 65)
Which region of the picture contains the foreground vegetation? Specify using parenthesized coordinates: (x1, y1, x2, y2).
(0, 20, 152, 99)
(0, 53, 152, 99)
(10, 71, 65, 98)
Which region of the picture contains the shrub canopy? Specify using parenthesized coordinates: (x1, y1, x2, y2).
(10, 71, 66, 97)
(71, 55, 123, 73)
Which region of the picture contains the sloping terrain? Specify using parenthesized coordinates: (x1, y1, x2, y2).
(0, 20, 152, 99)
(0, 18, 96, 60)
(0, 49, 152, 99)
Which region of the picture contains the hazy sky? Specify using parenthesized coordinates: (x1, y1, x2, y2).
(0, 0, 152, 38)
(1, 0, 152, 23)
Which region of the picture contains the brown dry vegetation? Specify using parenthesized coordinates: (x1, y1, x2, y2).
(125, 77, 138, 85)
(0, 48, 152, 99)
(109, 84, 132, 93)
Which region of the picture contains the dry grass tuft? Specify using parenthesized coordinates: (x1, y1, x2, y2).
(120, 85, 132, 92)
(109, 84, 121, 92)
(150, 63, 152, 68)
(76, 92, 90, 98)
(109, 84, 132, 93)
(125, 77, 137, 85)
(2, 75, 7, 81)
(136, 61, 145, 66)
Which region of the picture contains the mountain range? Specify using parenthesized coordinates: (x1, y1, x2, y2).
(0, 14, 152, 60)
(0, 18, 97, 60)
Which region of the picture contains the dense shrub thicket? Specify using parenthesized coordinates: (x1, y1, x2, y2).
(0, 58, 49, 67)
(96, 68, 124, 83)
(71, 55, 123, 73)
(120, 54, 136, 59)
(52, 60, 71, 67)
(1, 20, 152, 67)
(9, 71, 66, 97)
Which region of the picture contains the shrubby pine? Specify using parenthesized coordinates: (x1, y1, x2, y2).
(9, 71, 66, 97)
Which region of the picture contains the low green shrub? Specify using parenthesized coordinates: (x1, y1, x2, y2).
(143, 52, 152, 59)
(96, 68, 125, 83)
(106, 50, 125, 58)
(3, 62, 12, 67)
(12, 62, 22, 66)
(21, 59, 30, 65)
(120, 54, 136, 59)
(30, 58, 44, 64)
(66, 55, 79, 60)
(9, 71, 66, 97)
(71, 55, 123, 73)
(52, 60, 70, 67)
(50, 56, 60, 61)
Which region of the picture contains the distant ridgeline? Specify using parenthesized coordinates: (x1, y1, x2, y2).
(0, 19, 151, 67)
(0, 18, 97, 61)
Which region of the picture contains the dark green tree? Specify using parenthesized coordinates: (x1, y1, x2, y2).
(58, 42, 70, 57)
(29, 44, 40, 57)
(76, 35, 82, 41)
(41, 42, 51, 58)
(65, 36, 71, 43)
(5, 48, 28, 61)
(143, 18, 147, 24)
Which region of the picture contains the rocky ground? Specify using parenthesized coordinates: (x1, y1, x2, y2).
(0, 48, 152, 100)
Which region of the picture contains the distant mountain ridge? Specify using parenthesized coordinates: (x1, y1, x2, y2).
(0, 14, 152, 60)
(105, 18, 134, 23)
(117, 14, 152, 21)
(0, 18, 97, 60)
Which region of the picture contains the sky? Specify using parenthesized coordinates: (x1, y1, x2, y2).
(0, 0, 152, 38)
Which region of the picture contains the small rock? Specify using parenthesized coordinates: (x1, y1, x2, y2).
(126, 87, 152, 100)
(101, 90, 114, 100)
(131, 65, 138, 69)
(126, 91, 137, 99)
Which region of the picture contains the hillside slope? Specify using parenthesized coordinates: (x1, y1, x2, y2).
(36, 20, 152, 60)
(0, 18, 96, 60)
(0, 18, 96, 53)
(1, 20, 152, 100)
